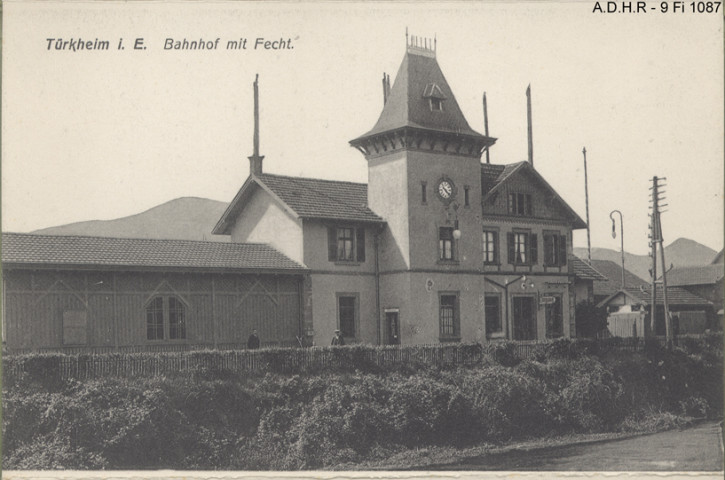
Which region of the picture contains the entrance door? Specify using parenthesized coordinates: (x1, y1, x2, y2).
(513, 297, 536, 340)
(385, 310, 400, 345)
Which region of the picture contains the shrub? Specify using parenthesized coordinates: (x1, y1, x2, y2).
(487, 341, 521, 367)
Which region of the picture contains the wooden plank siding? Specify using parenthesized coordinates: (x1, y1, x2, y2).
(2, 269, 303, 352)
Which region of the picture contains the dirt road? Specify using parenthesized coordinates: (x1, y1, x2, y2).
(432, 421, 724, 471)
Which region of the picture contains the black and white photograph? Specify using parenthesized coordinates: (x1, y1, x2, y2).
(2, 1, 723, 478)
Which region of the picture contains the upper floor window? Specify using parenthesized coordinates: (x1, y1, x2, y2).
(464, 186, 470, 207)
(328, 226, 365, 263)
(439, 293, 460, 340)
(507, 231, 538, 266)
(508, 192, 533, 216)
(421, 182, 427, 204)
(543, 232, 568, 267)
(439, 227, 456, 261)
(482, 230, 499, 265)
(146, 295, 186, 341)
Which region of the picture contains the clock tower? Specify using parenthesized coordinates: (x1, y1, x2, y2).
(350, 35, 496, 344)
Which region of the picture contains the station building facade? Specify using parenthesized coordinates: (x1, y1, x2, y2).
(214, 40, 588, 346)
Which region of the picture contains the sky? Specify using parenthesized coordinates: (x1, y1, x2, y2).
(2, 1, 723, 255)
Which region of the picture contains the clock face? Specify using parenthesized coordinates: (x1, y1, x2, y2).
(438, 180, 453, 199)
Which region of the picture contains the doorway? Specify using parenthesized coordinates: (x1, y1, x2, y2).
(385, 310, 400, 345)
(513, 296, 536, 340)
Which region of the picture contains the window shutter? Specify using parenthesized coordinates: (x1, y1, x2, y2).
(530, 233, 538, 265)
(507, 232, 515, 264)
(508, 193, 515, 214)
(327, 227, 337, 261)
(543, 235, 552, 266)
(559, 234, 568, 266)
(356, 228, 366, 262)
(526, 194, 533, 215)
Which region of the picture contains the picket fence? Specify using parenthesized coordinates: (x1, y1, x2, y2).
(4, 335, 705, 381)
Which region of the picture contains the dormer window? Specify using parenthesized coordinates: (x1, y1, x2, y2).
(423, 83, 447, 112)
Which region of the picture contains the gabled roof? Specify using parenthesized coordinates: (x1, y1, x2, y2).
(1, 232, 307, 273)
(213, 173, 385, 235)
(597, 285, 712, 309)
(569, 255, 607, 281)
(481, 161, 588, 229)
(352, 49, 485, 142)
(664, 264, 724, 287)
(591, 260, 650, 298)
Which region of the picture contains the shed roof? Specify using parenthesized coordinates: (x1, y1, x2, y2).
(591, 260, 650, 298)
(1, 232, 307, 273)
(569, 255, 607, 281)
(597, 285, 712, 309)
(663, 264, 724, 287)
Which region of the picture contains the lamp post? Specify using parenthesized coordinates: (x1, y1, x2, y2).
(609, 210, 625, 289)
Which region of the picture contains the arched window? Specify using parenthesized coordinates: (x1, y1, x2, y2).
(146, 296, 186, 341)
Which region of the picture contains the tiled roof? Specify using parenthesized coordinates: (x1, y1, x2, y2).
(481, 162, 530, 198)
(352, 50, 485, 141)
(620, 285, 712, 307)
(1, 233, 307, 272)
(480, 161, 587, 229)
(257, 174, 384, 223)
(591, 260, 649, 298)
(664, 264, 724, 286)
(569, 255, 607, 281)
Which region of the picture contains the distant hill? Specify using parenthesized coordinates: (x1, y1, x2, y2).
(32, 197, 230, 242)
(574, 238, 718, 281)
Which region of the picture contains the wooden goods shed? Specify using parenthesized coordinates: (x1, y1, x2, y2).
(1, 233, 307, 353)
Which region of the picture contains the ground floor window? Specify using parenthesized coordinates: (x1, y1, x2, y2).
(485, 295, 502, 336)
(439, 293, 460, 340)
(337, 294, 358, 338)
(545, 295, 564, 339)
(146, 295, 186, 341)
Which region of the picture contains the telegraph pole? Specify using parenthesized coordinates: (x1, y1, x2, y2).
(649, 176, 672, 347)
(583, 148, 591, 261)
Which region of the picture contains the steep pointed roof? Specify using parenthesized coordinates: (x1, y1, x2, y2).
(352, 48, 484, 142)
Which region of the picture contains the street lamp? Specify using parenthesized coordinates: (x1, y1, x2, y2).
(609, 210, 625, 289)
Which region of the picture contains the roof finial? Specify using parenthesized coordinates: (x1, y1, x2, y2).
(405, 27, 409, 47)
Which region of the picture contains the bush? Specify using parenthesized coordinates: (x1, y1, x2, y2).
(487, 341, 521, 367)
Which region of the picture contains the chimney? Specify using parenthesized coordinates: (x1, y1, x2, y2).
(526, 84, 533, 167)
(382, 73, 391, 106)
(248, 73, 264, 176)
(483, 91, 490, 164)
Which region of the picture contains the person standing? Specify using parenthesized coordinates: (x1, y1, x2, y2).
(247, 329, 260, 349)
(331, 329, 345, 346)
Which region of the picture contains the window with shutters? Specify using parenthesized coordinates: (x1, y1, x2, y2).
(508, 192, 533, 216)
(482, 229, 499, 265)
(543, 231, 568, 267)
(146, 295, 187, 341)
(327, 226, 366, 263)
(507, 231, 538, 266)
(439, 292, 460, 341)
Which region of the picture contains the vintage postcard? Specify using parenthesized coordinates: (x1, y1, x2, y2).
(2, 1, 723, 478)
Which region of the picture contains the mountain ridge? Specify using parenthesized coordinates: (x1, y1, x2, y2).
(27, 197, 720, 276)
